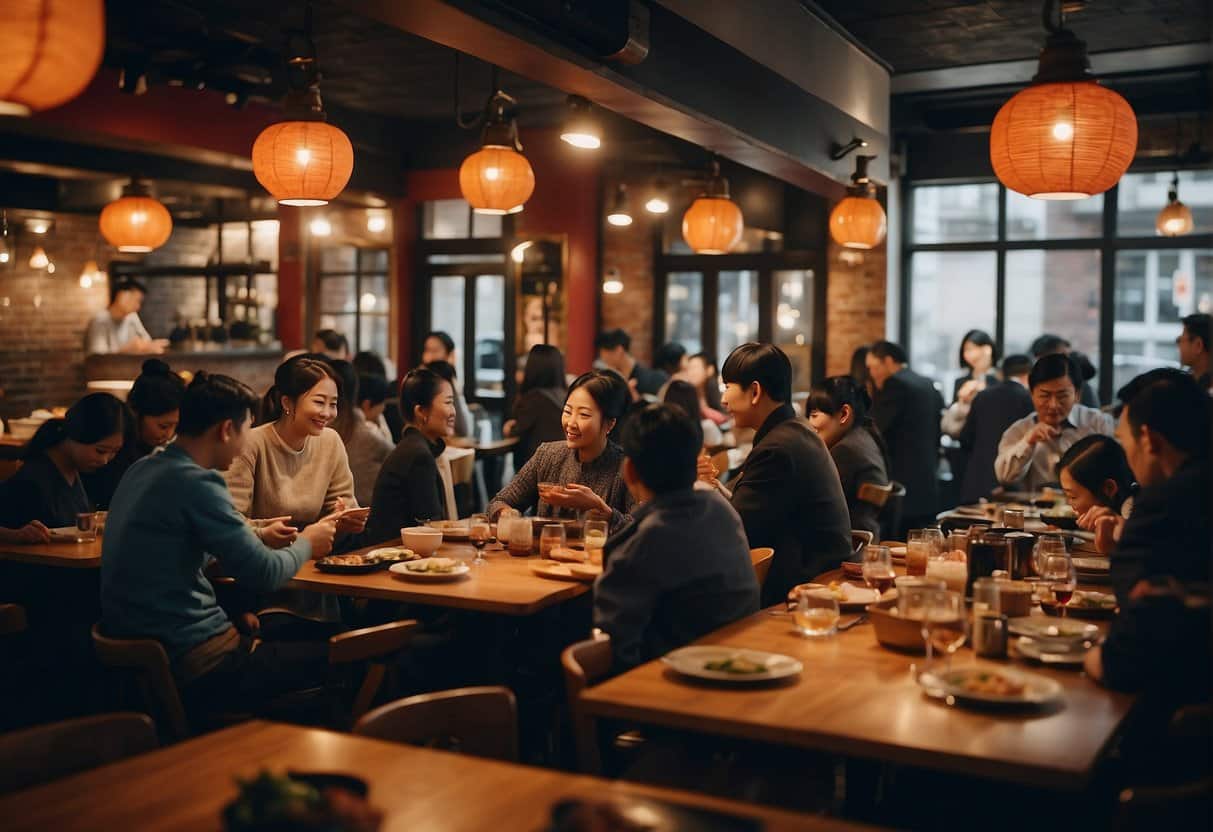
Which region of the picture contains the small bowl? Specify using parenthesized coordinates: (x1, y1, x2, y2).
(1040, 513, 1079, 530)
(400, 526, 443, 555)
(868, 599, 926, 653)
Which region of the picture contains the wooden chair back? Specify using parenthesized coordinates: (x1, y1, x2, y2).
(353, 685, 518, 762)
(328, 619, 418, 721)
(0, 712, 157, 794)
(561, 636, 613, 774)
(856, 481, 894, 508)
(0, 603, 27, 636)
(749, 547, 775, 589)
(91, 624, 190, 743)
(850, 531, 874, 559)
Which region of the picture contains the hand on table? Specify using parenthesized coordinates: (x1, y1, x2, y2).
(5, 521, 51, 544)
(1025, 422, 1060, 446)
(257, 517, 298, 548)
(546, 483, 609, 515)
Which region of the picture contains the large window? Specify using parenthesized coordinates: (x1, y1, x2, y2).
(316, 246, 390, 357)
(904, 173, 1213, 403)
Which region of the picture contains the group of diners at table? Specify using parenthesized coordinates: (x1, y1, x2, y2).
(0, 314, 1209, 824)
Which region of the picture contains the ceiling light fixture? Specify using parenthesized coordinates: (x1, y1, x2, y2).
(79, 259, 103, 289)
(0, 0, 104, 116)
(829, 155, 887, 250)
(560, 95, 602, 150)
(1156, 173, 1194, 237)
(682, 160, 744, 254)
(459, 89, 535, 215)
(510, 240, 533, 264)
(606, 185, 633, 227)
(644, 180, 670, 214)
(29, 246, 48, 270)
(100, 179, 173, 253)
(990, 0, 1137, 200)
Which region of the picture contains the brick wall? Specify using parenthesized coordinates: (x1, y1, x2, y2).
(600, 174, 657, 363)
(825, 240, 889, 376)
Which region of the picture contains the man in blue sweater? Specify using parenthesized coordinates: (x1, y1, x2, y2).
(101, 372, 336, 716)
(594, 403, 759, 671)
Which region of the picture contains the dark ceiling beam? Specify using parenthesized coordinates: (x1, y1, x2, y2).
(347, 0, 890, 196)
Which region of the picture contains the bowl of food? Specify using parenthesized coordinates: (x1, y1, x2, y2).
(868, 599, 926, 653)
(1040, 504, 1079, 530)
(400, 526, 443, 555)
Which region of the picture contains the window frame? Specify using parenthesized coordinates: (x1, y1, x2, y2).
(313, 245, 392, 357)
(900, 174, 1213, 403)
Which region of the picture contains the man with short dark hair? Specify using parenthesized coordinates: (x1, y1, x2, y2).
(594, 403, 759, 670)
(84, 278, 165, 355)
(1030, 332, 1100, 407)
(958, 354, 1035, 504)
(595, 328, 667, 397)
(994, 353, 1114, 492)
(311, 329, 350, 361)
(866, 340, 945, 533)
(1084, 368, 1210, 696)
(1177, 313, 1211, 390)
(705, 343, 851, 605)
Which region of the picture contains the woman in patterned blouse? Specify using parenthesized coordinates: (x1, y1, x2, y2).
(488, 370, 635, 531)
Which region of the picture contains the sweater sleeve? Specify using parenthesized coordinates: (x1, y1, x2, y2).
(190, 470, 311, 592)
(322, 430, 358, 512)
(487, 445, 543, 519)
(223, 438, 257, 518)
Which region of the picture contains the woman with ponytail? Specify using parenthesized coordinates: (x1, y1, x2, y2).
(224, 355, 364, 549)
(805, 376, 891, 537)
(83, 358, 186, 508)
(0, 393, 127, 529)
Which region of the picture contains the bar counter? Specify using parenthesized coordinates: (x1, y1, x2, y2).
(84, 347, 284, 396)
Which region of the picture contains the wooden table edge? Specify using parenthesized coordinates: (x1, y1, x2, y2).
(0, 550, 102, 569)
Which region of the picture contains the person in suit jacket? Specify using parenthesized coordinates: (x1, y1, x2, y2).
(957, 354, 1035, 504)
(699, 343, 851, 606)
(594, 404, 759, 671)
(866, 341, 945, 535)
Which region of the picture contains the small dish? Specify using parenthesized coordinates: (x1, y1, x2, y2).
(1014, 636, 1089, 667)
(918, 666, 1064, 708)
(389, 558, 469, 581)
(662, 645, 802, 683)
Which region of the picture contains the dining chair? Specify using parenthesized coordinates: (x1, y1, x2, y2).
(749, 547, 774, 590)
(561, 635, 613, 774)
(352, 685, 518, 762)
(0, 712, 158, 794)
(91, 624, 191, 743)
(0, 708, 156, 795)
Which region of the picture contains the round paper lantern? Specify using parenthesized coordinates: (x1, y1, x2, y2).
(830, 195, 887, 250)
(253, 119, 354, 206)
(0, 0, 105, 116)
(100, 186, 173, 253)
(459, 145, 535, 215)
(682, 197, 743, 254)
(1156, 176, 1194, 237)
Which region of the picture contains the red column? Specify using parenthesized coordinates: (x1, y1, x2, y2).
(276, 206, 305, 350)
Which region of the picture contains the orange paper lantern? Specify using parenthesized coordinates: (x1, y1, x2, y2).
(100, 187, 173, 253)
(830, 195, 887, 250)
(459, 145, 535, 215)
(0, 0, 104, 115)
(682, 197, 744, 254)
(253, 120, 354, 206)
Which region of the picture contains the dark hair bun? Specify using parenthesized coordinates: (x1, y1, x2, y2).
(141, 358, 172, 376)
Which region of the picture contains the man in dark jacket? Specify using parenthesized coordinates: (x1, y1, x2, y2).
(706, 343, 851, 606)
(866, 341, 945, 535)
(594, 404, 759, 671)
(958, 354, 1034, 504)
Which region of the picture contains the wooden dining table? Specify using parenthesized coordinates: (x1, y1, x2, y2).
(0, 720, 875, 832)
(0, 537, 102, 569)
(579, 608, 1135, 792)
(446, 434, 520, 457)
(288, 539, 590, 616)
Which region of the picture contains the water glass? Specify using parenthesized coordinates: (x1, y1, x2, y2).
(583, 519, 608, 565)
(76, 511, 99, 543)
(539, 523, 566, 558)
(1002, 508, 1025, 530)
(972, 577, 1000, 615)
(946, 531, 970, 557)
(1033, 534, 1068, 576)
(861, 545, 896, 594)
(922, 527, 945, 558)
(507, 517, 533, 557)
(794, 590, 840, 638)
(920, 590, 967, 673)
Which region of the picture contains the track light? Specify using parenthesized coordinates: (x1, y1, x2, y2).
(560, 95, 602, 150)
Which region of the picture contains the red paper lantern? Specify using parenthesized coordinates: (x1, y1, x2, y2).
(0, 0, 104, 115)
(253, 119, 354, 207)
(681, 162, 743, 254)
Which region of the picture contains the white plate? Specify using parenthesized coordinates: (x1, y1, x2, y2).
(389, 559, 470, 581)
(918, 667, 1064, 706)
(888, 546, 907, 558)
(48, 526, 89, 542)
(1014, 636, 1088, 667)
(1007, 617, 1100, 643)
(661, 645, 802, 683)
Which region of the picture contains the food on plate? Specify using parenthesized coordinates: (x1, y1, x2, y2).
(956, 671, 1026, 697)
(321, 548, 416, 567)
(320, 554, 372, 567)
(1069, 591, 1116, 609)
(404, 557, 461, 574)
(703, 656, 767, 674)
(222, 770, 382, 832)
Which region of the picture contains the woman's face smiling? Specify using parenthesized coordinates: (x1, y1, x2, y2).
(290, 377, 340, 437)
(562, 387, 608, 451)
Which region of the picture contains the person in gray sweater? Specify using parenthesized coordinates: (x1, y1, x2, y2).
(101, 372, 336, 716)
(594, 404, 759, 671)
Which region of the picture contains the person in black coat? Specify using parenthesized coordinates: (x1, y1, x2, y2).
(363, 368, 452, 546)
(957, 354, 1035, 504)
(866, 341, 945, 535)
(504, 344, 567, 471)
(700, 343, 851, 606)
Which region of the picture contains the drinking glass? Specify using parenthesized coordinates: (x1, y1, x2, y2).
(76, 511, 98, 543)
(972, 577, 1000, 615)
(925, 549, 968, 596)
(795, 590, 840, 638)
(507, 517, 533, 557)
(583, 519, 608, 565)
(1033, 534, 1068, 576)
(922, 527, 945, 558)
(1041, 552, 1076, 618)
(920, 590, 967, 673)
(1002, 508, 1025, 530)
(946, 531, 970, 557)
(861, 545, 896, 595)
(539, 523, 567, 558)
(905, 529, 928, 577)
(469, 514, 491, 566)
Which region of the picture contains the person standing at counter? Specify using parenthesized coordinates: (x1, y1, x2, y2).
(0, 393, 127, 529)
(84, 279, 167, 355)
(83, 359, 186, 508)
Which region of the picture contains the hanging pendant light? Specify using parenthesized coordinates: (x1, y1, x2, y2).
(459, 90, 535, 215)
(606, 185, 633, 227)
(1156, 173, 1194, 237)
(560, 95, 602, 150)
(645, 180, 670, 215)
(79, 259, 102, 289)
(100, 179, 173, 253)
(829, 155, 887, 250)
(990, 0, 1137, 200)
(28, 246, 48, 270)
(0, 0, 105, 116)
(0, 211, 9, 264)
(253, 82, 353, 207)
(682, 161, 743, 254)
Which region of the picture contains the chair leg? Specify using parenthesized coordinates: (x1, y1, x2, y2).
(351, 662, 386, 721)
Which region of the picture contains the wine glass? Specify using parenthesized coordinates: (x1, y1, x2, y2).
(920, 590, 967, 674)
(1041, 552, 1076, 618)
(583, 519, 608, 565)
(795, 590, 840, 638)
(861, 545, 895, 595)
(469, 513, 491, 566)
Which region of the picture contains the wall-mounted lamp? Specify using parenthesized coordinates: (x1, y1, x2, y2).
(830, 137, 869, 161)
(603, 267, 624, 295)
